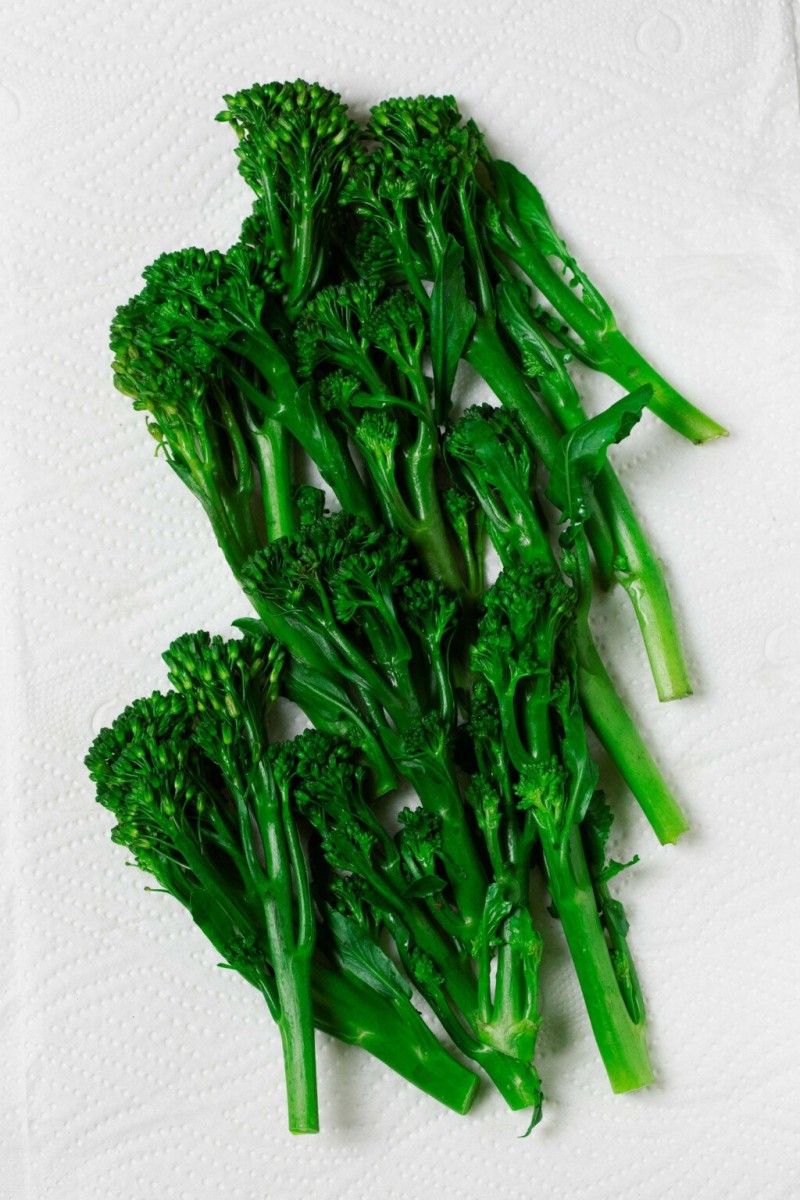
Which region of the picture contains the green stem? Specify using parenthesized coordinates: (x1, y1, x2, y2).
(173, 839, 475, 1117)
(385, 906, 542, 1112)
(575, 627, 689, 843)
(602, 330, 727, 443)
(247, 736, 318, 1134)
(249, 417, 296, 542)
(404, 421, 464, 594)
(274, 955, 318, 1134)
(234, 335, 375, 524)
(285, 161, 314, 320)
(535, 361, 691, 701)
(498, 229, 726, 444)
(408, 765, 487, 937)
(310, 963, 479, 1114)
(540, 826, 653, 1093)
(466, 320, 616, 582)
(466, 318, 559, 463)
(592, 468, 692, 702)
(233, 940, 478, 1115)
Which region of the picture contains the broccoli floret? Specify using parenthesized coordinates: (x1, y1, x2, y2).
(218, 80, 358, 315)
(293, 484, 326, 526)
(352, 408, 400, 474)
(361, 288, 425, 364)
(163, 629, 283, 717)
(367, 94, 484, 188)
(318, 369, 362, 417)
(294, 279, 381, 378)
(400, 577, 458, 650)
(445, 406, 541, 565)
(86, 691, 200, 875)
(141, 245, 269, 342)
(396, 805, 444, 881)
(472, 564, 573, 687)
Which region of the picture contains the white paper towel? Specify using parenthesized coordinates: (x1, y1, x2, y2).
(2, 1, 799, 1197)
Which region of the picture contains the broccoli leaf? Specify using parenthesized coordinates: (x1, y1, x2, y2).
(327, 909, 413, 1003)
(546, 387, 651, 539)
(403, 875, 449, 900)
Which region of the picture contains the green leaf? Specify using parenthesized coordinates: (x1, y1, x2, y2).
(403, 874, 448, 900)
(491, 161, 564, 260)
(481, 880, 514, 945)
(232, 617, 269, 639)
(546, 387, 651, 540)
(496, 279, 563, 377)
(582, 790, 614, 872)
(327, 909, 413, 1003)
(430, 236, 475, 420)
(490, 160, 613, 322)
(602, 854, 640, 884)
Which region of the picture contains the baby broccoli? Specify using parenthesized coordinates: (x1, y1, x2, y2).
(93, 78, 719, 1135)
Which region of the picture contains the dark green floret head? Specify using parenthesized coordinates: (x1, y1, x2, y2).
(217, 79, 359, 193)
(401, 712, 451, 762)
(468, 678, 501, 743)
(361, 288, 425, 353)
(515, 758, 568, 823)
(85, 690, 190, 811)
(162, 630, 284, 717)
(241, 513, 377, 608)
(353, 409, 399, 465)
(318, 369, 362, 415)
(400, 577, 458, 642)
(294, 279, 381, 376)
(270, 727, 362, 802)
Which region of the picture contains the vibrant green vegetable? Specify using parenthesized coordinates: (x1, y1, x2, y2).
(86, 636, 479, 1129)
(446, 403, 689, 844)
(92, 78, 719, 1135)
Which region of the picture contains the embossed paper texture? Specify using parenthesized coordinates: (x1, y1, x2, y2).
(2, 1, 799, 1197)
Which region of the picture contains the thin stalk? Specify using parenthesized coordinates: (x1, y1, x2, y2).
(466, 320, 617, 582)
(575, 628, 688, 844)
(592, 468, 691, 701)
(408, 765, 487, 937)
(404, 421, 464, 593)
(496, 227, 726, 443)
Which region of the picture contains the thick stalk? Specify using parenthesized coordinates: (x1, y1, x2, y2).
(246, 739, 319, 1134)
(404, 421, 464, 593)
(235, 334, 375, 523)
(535, 365, 692, 702)
(183, 848, 476, 1117)
(273, 954, 318, 1134)
(385, 895, 542, 1111)
(467, 454, 685, 838)
(467, 318, 559, 462)
(541, 825, 653, 1093)
(249, 417, 296, 542)
(233, 942, 479, 1115)
(600, 330, 727, 444)
(309, 962, 479, 1114)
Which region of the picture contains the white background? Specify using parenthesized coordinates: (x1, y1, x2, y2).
(2, 1, 799, 1197)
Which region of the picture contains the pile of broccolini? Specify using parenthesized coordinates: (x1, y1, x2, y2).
(87, 80, 724, 1135)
